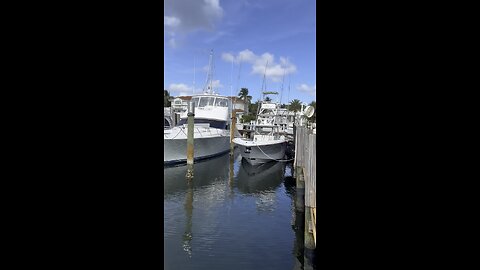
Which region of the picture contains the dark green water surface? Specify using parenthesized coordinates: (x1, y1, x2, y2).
(164, 150, 304, 270)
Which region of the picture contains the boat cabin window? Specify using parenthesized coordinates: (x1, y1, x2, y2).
(215, 98, 229, 107)
(198, 97, 215, 107)
(191, 97, 200, 107)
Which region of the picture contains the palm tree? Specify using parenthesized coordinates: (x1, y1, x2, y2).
(238, 88, 251, 113)
(289, 99, 302, 125)
(238, 88, 248, 99)
(289, 99, 302, 113)
(164, 90, 171, 107)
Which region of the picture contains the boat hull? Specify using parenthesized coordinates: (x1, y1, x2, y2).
(233, 138, 286, 165)
(164, 135, 230, 166)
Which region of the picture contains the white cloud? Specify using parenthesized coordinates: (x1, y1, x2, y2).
(297, 84, 316, 97)
(164, 16, 181, 27)
(203, 0, 223, 21)
(167, 80, 223, 96)
(221, 49, 297, 82)
(203, 79, 224, 91)
(168, 83, 192, 94)
(237, 49, 256, 63)
(221, 52, 235, 62)
(164, 0, 224, 48)
(223, 49, 256, 64)
(168, 38, 176, 48)
(211, 80, 223, 89)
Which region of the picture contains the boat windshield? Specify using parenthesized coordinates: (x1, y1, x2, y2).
(198, 97, 215, 107)
(191, 97, 200, 107)
(215, 98, 229, 107)
(191, 96, 228, 108)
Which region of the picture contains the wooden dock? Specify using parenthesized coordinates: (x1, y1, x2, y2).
(294, 125, 316, 267)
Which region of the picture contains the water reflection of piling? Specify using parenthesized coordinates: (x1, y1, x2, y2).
(230, 110, 236, 156)
(183, 179, 194, 257)
(186, 164, 194, 179)
(229, 154, 234, 191)
(292, 187, 305, 269)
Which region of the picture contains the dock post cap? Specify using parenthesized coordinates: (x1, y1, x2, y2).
(188, 100, 195, 115)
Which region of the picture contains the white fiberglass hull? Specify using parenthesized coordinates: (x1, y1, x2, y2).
(233, 138, 286, 165)
(164, 126, 230, 166)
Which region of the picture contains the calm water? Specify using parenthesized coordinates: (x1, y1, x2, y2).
(164, 149, 305, 270)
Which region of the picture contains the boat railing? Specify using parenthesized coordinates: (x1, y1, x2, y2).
(182, 123, 210, 129)
(254, 134, 276, 142)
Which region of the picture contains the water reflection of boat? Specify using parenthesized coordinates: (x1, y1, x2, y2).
(236, 159, 286, 194)
(164, 152, 230, 197)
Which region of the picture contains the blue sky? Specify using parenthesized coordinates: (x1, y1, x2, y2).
(164, 0, 316, 105)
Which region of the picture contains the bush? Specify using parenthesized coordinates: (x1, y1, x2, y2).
(241, 114, 256, 123)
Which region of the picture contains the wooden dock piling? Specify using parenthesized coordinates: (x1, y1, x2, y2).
(186, 101, 195, 165)
(186, 101, 195, 179)
(295, 167, 305, 213)
(294, 125, 316, 265)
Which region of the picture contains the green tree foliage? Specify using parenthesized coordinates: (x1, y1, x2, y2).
(248, 101, 259, 116)
(238, 88, 248, 99)
(164, 90, 171, 107)
(288, 99, 302, 112)
(288, 99, 302, 125)
(238, 88, 251, 113)
(241, 114, 256, 123)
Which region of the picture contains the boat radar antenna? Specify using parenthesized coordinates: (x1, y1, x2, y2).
(193, 57, 196, 95)
(261, 61, 268, 94)
(203, 49, 215, 94)
(257, 61, 269, 118)
(280, 67, 286, 105)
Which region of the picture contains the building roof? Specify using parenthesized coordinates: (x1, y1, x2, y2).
(231, 97, 246, 104)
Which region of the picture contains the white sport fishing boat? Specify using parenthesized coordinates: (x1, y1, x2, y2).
(164, 50, 232, 166)
(233, 92, 287, 165)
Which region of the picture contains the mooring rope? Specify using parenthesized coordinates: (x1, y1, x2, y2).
(255, 143, 294, 162)
(165, 127, 185, 140)
(195, 127, 204, 138)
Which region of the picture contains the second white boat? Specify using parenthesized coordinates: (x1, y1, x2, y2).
(233, 93, 287, 165)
